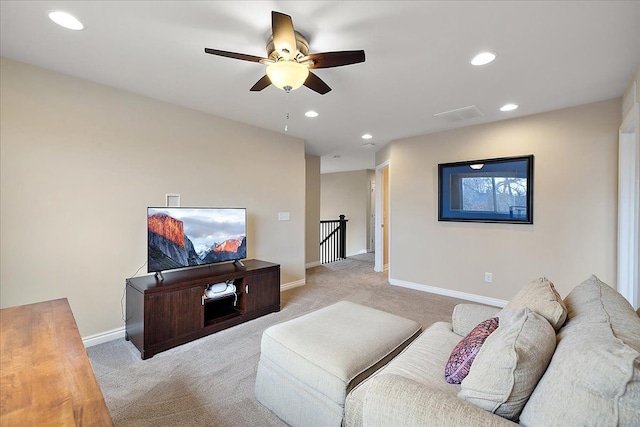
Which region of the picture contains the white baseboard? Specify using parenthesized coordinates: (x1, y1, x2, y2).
(281, 279, 305, 292)
(305, 261, 321, 269)
(389, 278, 508, 308)
(83, 326, 125, 348)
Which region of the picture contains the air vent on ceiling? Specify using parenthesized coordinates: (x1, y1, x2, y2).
(434, 105, 484, 123)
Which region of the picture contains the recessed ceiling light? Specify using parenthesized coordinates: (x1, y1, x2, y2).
(361, 134, 373, 140)
(471, 52, 496, 66)
(500, 103, 519, 112)
(48, 11, 84, 30)
(305, 111, 319, 118)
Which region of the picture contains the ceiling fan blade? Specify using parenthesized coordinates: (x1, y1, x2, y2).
(304, 71, 331, 95)
(250, 75, 272, 92)
(272, 11, 298, 60)
(306, 50, 366, 69)
(204, 48, 266, 63)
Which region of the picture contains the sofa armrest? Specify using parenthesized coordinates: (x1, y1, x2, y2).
(452, 303, 501, 336)
(362, 374, 516, 427)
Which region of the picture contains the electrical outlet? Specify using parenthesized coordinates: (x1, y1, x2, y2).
(484, 272, 493, 283)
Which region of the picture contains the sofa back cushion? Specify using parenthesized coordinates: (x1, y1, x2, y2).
(458, 308, 556, 421)
(452, 304, 502, 337)
(519, 275, 640, 427)
(502, 277, 567, 331)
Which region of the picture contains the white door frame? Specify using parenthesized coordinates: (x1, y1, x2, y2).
(618, 101, 639, 309)
(369, 180, 376, 252)
(374, 160, 390, 272)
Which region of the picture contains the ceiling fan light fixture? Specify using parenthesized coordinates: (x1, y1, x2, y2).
(266, 61, 309, 92)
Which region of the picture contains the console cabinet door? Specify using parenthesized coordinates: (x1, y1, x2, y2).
(145, 287, 203, 346)
(244, 269, 280, 314)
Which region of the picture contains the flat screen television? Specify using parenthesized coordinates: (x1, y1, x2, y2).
(147, 207, 247, 273)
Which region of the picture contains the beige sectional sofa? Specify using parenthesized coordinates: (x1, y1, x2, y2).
(344, 275, 640, 426)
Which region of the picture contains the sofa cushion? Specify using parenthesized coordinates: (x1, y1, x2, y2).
(519, 275, 640, 427)
(458, 308, 556, 421)
(452, 304, 502, 337)
(445, 317, 499, 384)
(362, 374, 518, 427)
(502, 277, 567, 331)
(344, 322, 462, 427)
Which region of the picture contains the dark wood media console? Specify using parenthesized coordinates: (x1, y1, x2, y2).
(125, 259, 280, 359)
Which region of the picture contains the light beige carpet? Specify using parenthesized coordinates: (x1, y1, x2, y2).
(88, 254, 468, 426)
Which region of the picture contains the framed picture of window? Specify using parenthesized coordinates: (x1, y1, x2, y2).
(438, 155, 534, 224)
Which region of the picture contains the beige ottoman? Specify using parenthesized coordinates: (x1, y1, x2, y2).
(254, 301, 421, 427)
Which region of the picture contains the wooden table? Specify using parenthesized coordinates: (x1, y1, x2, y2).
(1, 298, 113, 426)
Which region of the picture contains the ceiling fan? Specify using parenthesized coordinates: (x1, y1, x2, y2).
(204, 11, 365, 95)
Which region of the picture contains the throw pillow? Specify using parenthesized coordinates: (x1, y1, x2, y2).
(458, 308, 556, 421)
(502, 277, 567, 331)
(444, 317, 499, 384)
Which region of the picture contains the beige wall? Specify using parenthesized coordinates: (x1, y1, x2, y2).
(622, 63, 640, 118)
(366, 169, 375, 252)
(636, 63, 640, 103)
(0, 58, 306, 337)
(375, 143, 392, 168)
(305, 155, 321, 266)
(635, 63, 640, 105)
(388, 99, 620, 300)
(320, 170, 372, 256)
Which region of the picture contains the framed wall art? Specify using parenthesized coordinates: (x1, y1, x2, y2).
(438, 155, 534, 224)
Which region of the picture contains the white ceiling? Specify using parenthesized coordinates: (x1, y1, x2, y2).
(1, 1, 639, 173)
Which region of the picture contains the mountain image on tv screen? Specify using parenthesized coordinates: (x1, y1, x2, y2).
(147, 207, 247, 273)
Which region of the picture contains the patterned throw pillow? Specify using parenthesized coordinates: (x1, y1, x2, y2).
(445, 317, 499, 384)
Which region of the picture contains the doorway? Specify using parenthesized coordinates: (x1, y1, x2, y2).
(374, 161, 389, 273)
(370, 181, 375, 252)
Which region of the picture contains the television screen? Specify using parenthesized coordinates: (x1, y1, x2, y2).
(147, 207, 247, 273)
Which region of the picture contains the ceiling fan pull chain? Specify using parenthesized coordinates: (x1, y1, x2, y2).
(284, 91, 290, 132)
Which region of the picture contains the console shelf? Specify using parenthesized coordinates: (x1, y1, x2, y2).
(204, 295, 241, 326)
(125, 259, 280, 359)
